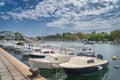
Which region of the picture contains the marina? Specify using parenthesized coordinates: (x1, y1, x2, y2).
(0, 0, 120, 80)
(0, 41, 120, 80)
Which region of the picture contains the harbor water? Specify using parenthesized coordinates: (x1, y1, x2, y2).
(4, 41, 120, 80)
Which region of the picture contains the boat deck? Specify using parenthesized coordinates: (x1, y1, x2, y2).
(0, 48, 46, 80)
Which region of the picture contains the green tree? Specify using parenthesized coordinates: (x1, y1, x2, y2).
(110, 29, 120, 41)
(97, 32, 108, 41)
(88, 31, 97, 41)
(15, 32, 23, 40)
(76, 32, 84, 39)
(62, 32, 72, 39)
(0, 36, 4, 40)
(55, 33, 62, 38)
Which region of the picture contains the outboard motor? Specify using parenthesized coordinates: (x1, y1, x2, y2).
(97, 54, 103, 59)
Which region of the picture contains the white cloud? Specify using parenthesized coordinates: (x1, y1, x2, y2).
(47, 18, 71, 29)
(0, 2, 5, 6)
(0, 15, 9, 20)
(7, 0, 119, 20)
(47, 17, 120, 32)
(5, 0, 120, 32)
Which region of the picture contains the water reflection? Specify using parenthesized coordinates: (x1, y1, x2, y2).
(40, 68, 108, 80)
(40, 68, 67, 80)
(66, 68, 108, 80)
(21, 56, 29, 65)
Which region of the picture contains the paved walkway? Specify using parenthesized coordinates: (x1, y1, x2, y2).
(0, 48, 46, 80)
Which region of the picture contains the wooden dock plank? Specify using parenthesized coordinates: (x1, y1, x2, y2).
(0, 53, 26, 80)
(0, 48, 46, 80)
(0, 63, 14, 80)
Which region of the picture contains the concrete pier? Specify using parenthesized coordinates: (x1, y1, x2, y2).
(0, 48, 46, 80)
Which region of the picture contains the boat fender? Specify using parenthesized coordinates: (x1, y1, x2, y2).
(97, 66, 103, 70)
(29, 68, 39, 77)
(112, 56, 117, 60)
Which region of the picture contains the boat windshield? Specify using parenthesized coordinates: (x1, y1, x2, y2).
(87, 59, 94, 63)
(43, 51, 49, 54)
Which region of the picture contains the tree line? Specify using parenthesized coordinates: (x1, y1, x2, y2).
(41, 29, 120, 42)
(1, 30, 120, 42)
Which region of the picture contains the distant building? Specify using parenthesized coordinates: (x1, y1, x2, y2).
(0, 31, 15, 40)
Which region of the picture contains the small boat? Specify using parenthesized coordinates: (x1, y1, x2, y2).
(84, 41, 94, 45)
(29, 54, 74, 69)
(21, 49, 33, 56)
(29, 48, 56, 58)
(29, 44, 61, 58)
(76, 47, 95, 57)
(59, 56, 109, 75)
(21, 46, 43, 56)
(79, 47, 95, 54)
(14, 45, 25, 52)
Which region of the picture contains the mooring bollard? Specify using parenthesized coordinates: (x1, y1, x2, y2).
(29, 68, 39, 77)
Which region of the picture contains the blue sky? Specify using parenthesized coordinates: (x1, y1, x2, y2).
(0, 0, 120, 36)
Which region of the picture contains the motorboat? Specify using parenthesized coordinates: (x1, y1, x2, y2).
(29, 48, 57, 58)
(84, 41, 94, 45)
(79, 47, 95, 54)
(29, 44, 61, 58)
(59, 47, 75, 55)
(75, 46, 95, 57)
(21, 45, 43, 56)
(29, 54, 74, 69)
(21, 48, 33, 56)
(59, 56, 109, 75)
(0, 41, 16, 50)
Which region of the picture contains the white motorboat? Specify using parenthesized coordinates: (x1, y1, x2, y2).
(76, 46, 95, 57)
(29, 48, 57, 58)
(29, 54, 74, 69)
(21, 48, 33, 56)
(29, 44, 61, 58)
(79, 47, 95, 54)
(21, 44, 53, 56)
(59, 56, 109, 75)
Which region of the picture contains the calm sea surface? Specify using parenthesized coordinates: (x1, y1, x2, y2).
(6, 41, 120, 80)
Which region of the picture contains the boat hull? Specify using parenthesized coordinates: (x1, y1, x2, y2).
(63, 63, 108, 75)
(29, 59, 58, 69)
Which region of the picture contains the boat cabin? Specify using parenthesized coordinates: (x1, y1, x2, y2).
(40, 49, 55, 54)
(68, 56, 95, 65)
